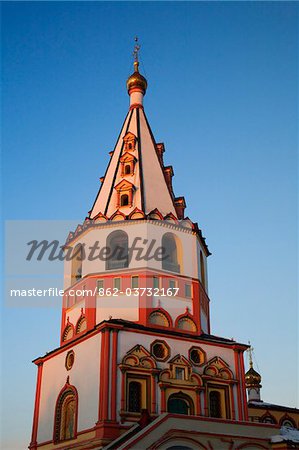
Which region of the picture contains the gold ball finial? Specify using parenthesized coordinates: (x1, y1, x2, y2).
(126, 37, 148, 95)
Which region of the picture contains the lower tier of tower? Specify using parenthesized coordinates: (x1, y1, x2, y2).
(30, 320, 253, 449)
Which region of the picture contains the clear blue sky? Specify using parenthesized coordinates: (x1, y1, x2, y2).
(2, 2, 298, 449)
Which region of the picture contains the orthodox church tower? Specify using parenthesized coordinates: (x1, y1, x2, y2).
(30, 46, 251, 450)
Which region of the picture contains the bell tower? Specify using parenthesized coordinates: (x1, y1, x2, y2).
(30, 43, 249, 450)
(60, 38, 211, 340)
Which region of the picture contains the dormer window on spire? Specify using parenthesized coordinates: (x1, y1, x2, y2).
(120, 152, 137, 177)
(123, 132, 137, 152)
(114, 179, 135, 208)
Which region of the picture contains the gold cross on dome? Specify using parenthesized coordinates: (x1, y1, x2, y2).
(247, 341, 254, 368)
(133, 36, 140, 62)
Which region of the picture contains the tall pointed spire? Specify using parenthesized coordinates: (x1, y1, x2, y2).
(89, 44, 185, 220)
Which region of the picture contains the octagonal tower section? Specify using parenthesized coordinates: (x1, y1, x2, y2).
(60, 216, 210, 347)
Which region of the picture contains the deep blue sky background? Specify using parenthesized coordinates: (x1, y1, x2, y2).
(2, 2, 298, 448)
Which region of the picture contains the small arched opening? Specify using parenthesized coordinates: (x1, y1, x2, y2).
(148, 310, 170, 327)
(120, 194, 129, 206)
(106, 230, 129, 270)
(167, 393, 194, 415)
(162, 233, 181, 273)
(71, 244, 84, 285)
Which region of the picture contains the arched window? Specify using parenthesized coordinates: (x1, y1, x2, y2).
(261, 414, 277, 424)
(76, 316, 87, 334)
(280, 417, 295, 428)
(209, 390, 222, 418)
(128, 381, 142, 412)
(54, 387, 77, 442)
(162, 233, 180, 273)
(167, 393, 193, 415)
(148, 310, 170, 327)
(125, 165, 131, 175)
(121, 194, 129, 206)
(106, 230, 129, 270)
(63, 324, 74, 342)
(200, 251, 206, 289)
(177, 316, 197, 332)
(71, 244, 84, 285)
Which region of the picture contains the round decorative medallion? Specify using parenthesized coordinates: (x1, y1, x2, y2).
(65, 350, 75, 371)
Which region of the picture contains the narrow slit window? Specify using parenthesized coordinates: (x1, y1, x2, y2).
(209, 391, 222, 418)
(185, 284, 191, 297)
(131, 276, 139, 289)
(175, 367, 185, 380)
(114, 278, 121, 290)
(97, 279, 104, 292)
(128, 381, 142, 412)
(169, 279, 176, 293)
(153, 276, 159, 289)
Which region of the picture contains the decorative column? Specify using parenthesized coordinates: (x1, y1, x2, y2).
(110, 330, 119, 422)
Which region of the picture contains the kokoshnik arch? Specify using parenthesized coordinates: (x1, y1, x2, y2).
(29, 44, 299, 450)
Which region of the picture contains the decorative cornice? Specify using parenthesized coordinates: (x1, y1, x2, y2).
(64, 216, 204, 247)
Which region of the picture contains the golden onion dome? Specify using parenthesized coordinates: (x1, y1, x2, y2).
(127, 61, 147, 95)
(245, 366, 262, 388)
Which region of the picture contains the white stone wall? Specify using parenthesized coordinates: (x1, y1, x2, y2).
(37, 334, 101, 443)
(96, 294, 139, 322)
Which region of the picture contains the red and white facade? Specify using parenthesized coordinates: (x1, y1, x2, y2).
(30, 60, 287, 450)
